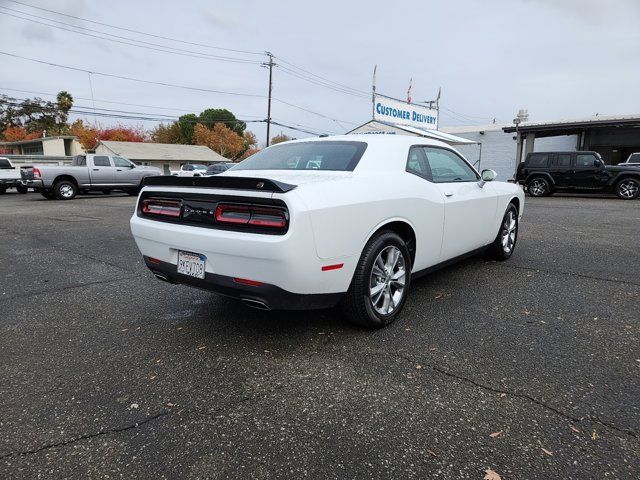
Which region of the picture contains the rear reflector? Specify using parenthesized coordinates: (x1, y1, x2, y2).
(233, 277, 264, 287)
(147, 257, 161, 264)
(142, 199, 182, 218)
(321, 263, 344, 271)
(215, 203, 287, 229)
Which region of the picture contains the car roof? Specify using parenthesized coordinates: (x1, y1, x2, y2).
(286, 134, 450, 149)
(277, 134, 464, 173)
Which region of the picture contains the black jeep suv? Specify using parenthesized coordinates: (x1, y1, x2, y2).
(516, 151, 640, 200)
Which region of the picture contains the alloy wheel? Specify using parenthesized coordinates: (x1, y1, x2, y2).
(59, 184, 74, 198)
(369, 246, 406, 315)
(501, 210, 517, 254)
(529, 179, 546, 196)
(618, 180, 638, 199)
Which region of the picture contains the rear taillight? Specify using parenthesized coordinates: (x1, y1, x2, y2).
(32, 167, 42, 178)
(215, 203, 287, 229)
(141, 198, 182, 218)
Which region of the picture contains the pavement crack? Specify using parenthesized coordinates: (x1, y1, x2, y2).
(0, 410, 170, 459)
(496, 263, 640, 287)
(0, 275, 138, 303)
(387, 351, 638, 441)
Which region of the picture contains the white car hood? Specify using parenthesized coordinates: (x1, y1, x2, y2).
(219, 169, 352, 186)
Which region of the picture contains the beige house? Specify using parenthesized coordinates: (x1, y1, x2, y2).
(94, 141, 229, 174)
(0, 135, 84, 157)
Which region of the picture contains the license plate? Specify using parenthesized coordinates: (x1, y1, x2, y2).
(177, 251, 206, 279)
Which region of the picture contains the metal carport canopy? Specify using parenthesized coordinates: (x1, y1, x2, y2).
(502, 114, 640, 138)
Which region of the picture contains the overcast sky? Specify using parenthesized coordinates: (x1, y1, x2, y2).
(1, 0, 639, 143)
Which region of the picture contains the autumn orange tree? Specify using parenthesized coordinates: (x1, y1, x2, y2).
(71, 120, 147, 150)
(2, 126, 42, 142)
(192, 123, 245, 159)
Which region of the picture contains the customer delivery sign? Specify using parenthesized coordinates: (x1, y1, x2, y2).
(373, 93, 438, 130)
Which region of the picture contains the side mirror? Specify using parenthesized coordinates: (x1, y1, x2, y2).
(479, 169, 497, 187)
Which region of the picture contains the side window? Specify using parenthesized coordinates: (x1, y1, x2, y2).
(406, 146, 432, 180)
(527, 153, 549, 167)
(113, 156, 133, 167)
(551, 154, 572, 167)
(576, 154, 598, 168)
(423, 147, 478, 183)
(93, 156, 111, 167)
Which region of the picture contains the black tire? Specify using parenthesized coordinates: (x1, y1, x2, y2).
(526, 177, 551, 197)
(0, 186, 6, 195)
(16, 184, 28, 194)
(53, 180, 78, 200)
(341, 231, 411, 329)
(40, 190, 56, 199)
(615, 177, 640, 200)
(126, 187, 141, 196)
(487, 203, 519, 261)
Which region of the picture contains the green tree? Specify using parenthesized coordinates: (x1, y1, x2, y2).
(178, 113, 198, 144)
(151, 122, 181, 144)
(271, 132, 292, 145)
(0, 91, 74, 136)
(199, 108, 245, 135)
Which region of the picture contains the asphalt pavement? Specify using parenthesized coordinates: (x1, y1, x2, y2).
(0, 190, 638, 479)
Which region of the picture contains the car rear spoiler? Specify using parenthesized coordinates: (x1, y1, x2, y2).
(142, 175, 297, 193)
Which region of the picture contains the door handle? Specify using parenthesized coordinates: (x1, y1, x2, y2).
(93, 169, 99, 171)
(116, 169, 122, 171)
(444, 192, 454, 197)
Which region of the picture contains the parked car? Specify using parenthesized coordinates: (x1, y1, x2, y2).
(130, 135, 524, 329)
(622, 152, 640, 167)
(0, 157, 29, 194)
(516, 151, 640, 200)
(171, 164, 208, 177)
(22, 154, 161, 200)
(205, 162, 235, 175)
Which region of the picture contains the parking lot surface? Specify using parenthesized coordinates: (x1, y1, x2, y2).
(1, 191, 638, 479)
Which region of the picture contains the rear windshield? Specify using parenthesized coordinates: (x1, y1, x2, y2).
(0, 158, 12, 169)
(231, 141, 367, 172)
(628, 153, 640, 163)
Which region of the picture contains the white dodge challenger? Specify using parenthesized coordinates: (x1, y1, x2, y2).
(130, 135, 524, 328)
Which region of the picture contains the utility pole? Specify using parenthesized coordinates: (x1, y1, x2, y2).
(262, 52, 276, 147)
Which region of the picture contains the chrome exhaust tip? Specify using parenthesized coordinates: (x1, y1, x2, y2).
(241, 298, 271, 311)
(153, 273, 174, 284)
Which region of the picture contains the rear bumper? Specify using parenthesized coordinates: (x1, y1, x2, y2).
(144, 256, 343, 310)
(0, 178, 23, 188)
(21, 179, 44, 189)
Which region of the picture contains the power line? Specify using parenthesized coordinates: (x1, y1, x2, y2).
(5, 1, 369, 102)
(0, 51, 359, 125)
(6, 0, 264, 56)
(0, 9, 261, 65)
(0, 86, 265, 118)
(1, 95, 337, 136)
(275, 56, 369, 96)
(278, 65, 369, 99)
(0, 51, 266, 98)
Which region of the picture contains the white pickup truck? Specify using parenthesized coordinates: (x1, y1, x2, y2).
(170, 164, 208, 177)
(0, 157, 28, 194)
(21, 154, 162, 200)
